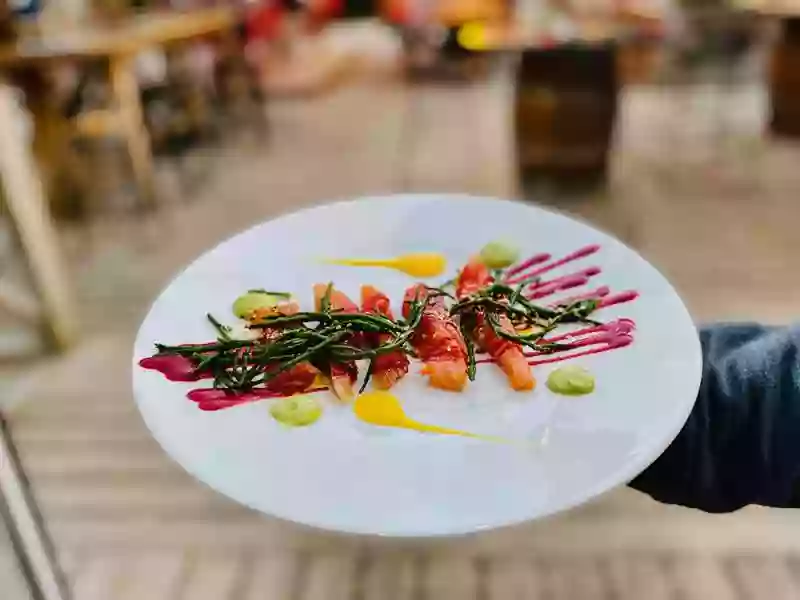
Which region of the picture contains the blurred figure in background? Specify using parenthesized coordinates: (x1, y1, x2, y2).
(243, 0, 342, 87)
(244, 0, 287, 64)
(383, 0, 442, 70)
(306, 0, 343, 34)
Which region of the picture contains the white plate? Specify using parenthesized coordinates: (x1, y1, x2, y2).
(132, 194, 701, 537)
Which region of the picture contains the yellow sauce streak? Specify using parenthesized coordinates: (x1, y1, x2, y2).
(325, 253, 447, 278)
(354, 391, 505, 442)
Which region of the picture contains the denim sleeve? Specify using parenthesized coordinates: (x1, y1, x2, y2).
(629, 323, 800, 512)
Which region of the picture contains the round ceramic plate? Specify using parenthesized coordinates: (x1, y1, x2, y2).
(133, 194, 701, 537)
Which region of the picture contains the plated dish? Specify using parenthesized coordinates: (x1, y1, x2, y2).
(132, 194, 701, 536)
(139, 242, 638, 438)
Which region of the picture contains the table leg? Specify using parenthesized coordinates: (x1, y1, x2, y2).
(0, 84, 78, 351)
(109, 55, 157, 211)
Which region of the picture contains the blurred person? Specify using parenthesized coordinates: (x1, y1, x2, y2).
(243, 0, 341, 64)
(244, 0, 290, 61)
(305, 0, 343, 34)
(383, 0, 442, 68)
(275, 0, 343, 37)
(239, 0, 295, 92)
(631, 323, 800, 512)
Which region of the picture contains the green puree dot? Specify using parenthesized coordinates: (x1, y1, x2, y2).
(232, 292, 284, 319)
(479, 241, 520, 270)
(546, 366, 596, 396)
(270, 396, 323, 427)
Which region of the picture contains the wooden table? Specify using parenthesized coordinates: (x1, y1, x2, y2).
(0, 8, 236, 211)
(0, 9, 236, 352)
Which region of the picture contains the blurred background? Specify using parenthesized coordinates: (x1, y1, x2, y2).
(1, 0, 800, 598)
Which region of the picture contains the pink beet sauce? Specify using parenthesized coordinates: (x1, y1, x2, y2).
(486, 245, 641, 366)
(505, 252, 551, 277)
(526, 318, 636, 365)
(476, 319, 636, 366)
(139, 350, 214, 382)
(526, 266, 602, 299)
(549, 286, 611, 307)
(138, 346, 326, 412)
(187, 387, 328, 412)
(505, 244, 600, 284)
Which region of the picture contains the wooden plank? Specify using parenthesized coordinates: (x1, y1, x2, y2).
(115, 553, 185, 600)
(604, 556, 673, 600)
(670, 556, 737, 600)
(46, 512, 800, 554)
(36, 482, 243, 519)
(486, 557, 548, 600)
(243, 554, 297, 600)
(361, 554, 418, 600)
(302, 553, 357, 600)
(21, 444, 178, 478)
(0, 275, 42, 323)
(424, 557, 480, 600)
(179, 553, 247, 600)
(538, 559, 608, 600)
(71, 555, 121, 600)
(729, 556, 800, 600)
(0, 547, 34, 599)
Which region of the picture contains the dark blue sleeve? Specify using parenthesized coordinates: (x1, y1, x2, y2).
(629, 323, 800, 512)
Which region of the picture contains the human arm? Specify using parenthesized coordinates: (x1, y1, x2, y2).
(630, 323, 800, 512)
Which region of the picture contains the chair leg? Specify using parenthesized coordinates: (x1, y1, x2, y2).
(108, 55, 158, 213)
(0, 414, 72, 600)
(214, 39, 268, 140)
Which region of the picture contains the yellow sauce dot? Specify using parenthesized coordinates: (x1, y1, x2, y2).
(354, 391, 506, 442)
